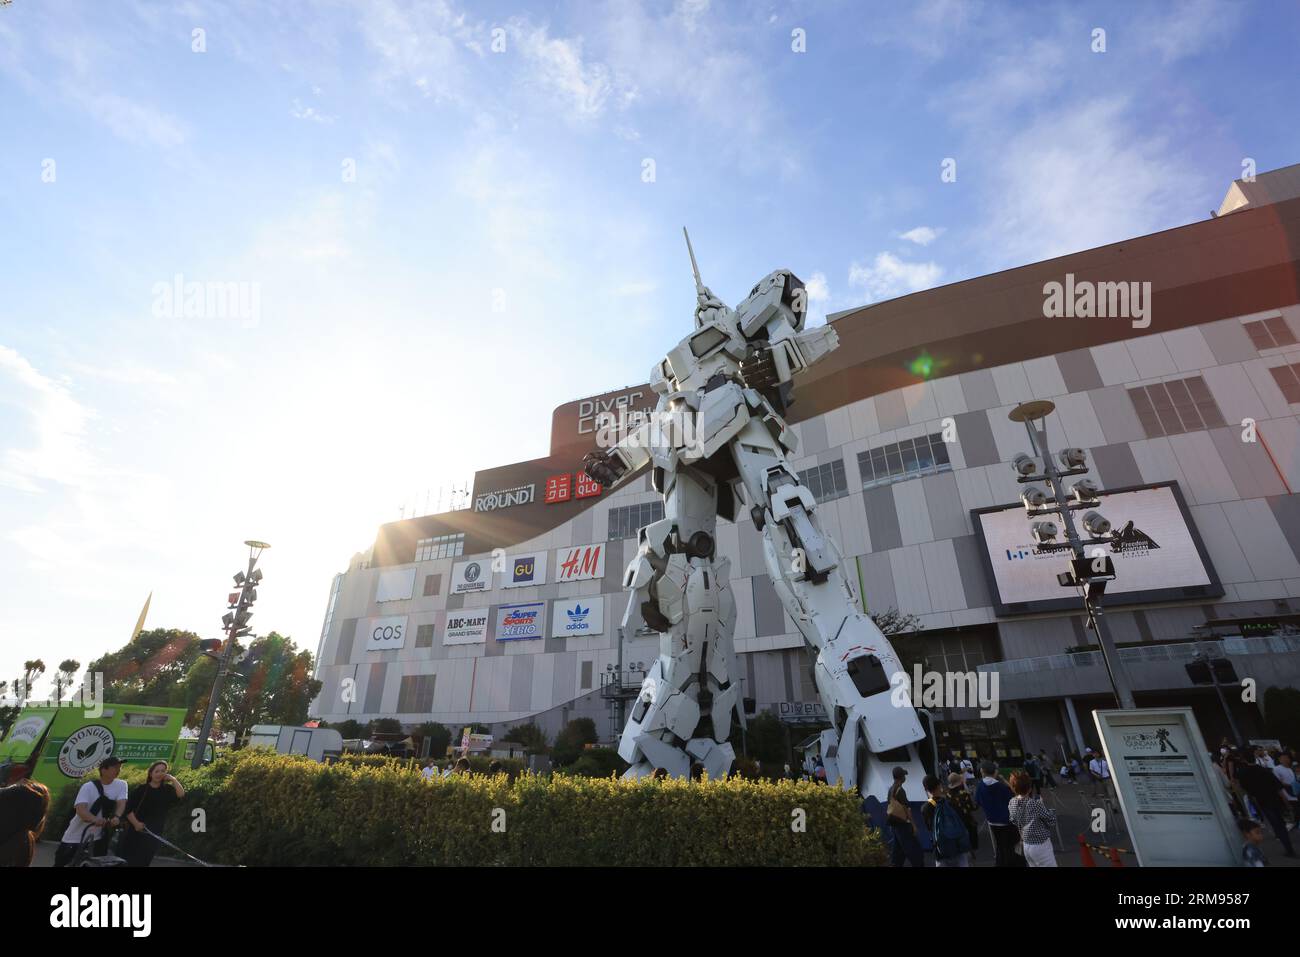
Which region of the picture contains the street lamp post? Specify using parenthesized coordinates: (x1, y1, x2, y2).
(192, 540, 269, 769)
(1008, 402, 1137, 710)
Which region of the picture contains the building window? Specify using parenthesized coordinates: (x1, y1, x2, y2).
(1244, 316, 1297, 350)
(1128, 375, 1226, 437)
(607, 501, 665, 540)
(415, 624, 435, 648)
(423, 574, 441, 597)
(858, 432, 952, 489)
(580, 661, 593, 691)
(1270, 362, 1300, 404)
(797, 459, 848, 502)
(415, 533, 465, 562)
(396, 674, 435, 713)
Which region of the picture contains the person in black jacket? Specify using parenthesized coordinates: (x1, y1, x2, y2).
(119, 761, 185, 867)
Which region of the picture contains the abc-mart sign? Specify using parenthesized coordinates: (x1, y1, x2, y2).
(474, 483, 535, 512)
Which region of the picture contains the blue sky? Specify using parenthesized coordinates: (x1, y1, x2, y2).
(1, 0, 1297, 697)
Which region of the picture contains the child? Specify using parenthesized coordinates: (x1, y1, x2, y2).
(1239, 817, 1266, 867)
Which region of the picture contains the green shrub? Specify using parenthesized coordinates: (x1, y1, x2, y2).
(105, 750, 883, 866)
(561, 747, 626, 778)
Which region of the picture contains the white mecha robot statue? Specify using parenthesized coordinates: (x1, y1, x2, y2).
(582, 230, 933, 799)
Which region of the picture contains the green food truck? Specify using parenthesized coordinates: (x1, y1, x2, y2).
(0, 704, 212, 795)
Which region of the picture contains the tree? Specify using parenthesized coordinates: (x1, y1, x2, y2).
(742, 711, 789, 766)
(502, 721, 548, 753)
(86, 628, 207, 716)
(54, 659, 81, 703)
(367, 717, 403, 736)
(21, 660, 45, 701)
(551, 718, 599, 766)
(870, 607, 922, 635)
(414, 721, 451, 757)
(215, 633, 323, 745)
(326, 719, 365, 740)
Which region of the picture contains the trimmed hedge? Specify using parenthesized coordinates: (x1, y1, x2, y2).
(75, 750, 884, 866)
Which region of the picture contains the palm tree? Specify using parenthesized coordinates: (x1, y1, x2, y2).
(21, 660, 45, 703)
(55, 659, 81, 703)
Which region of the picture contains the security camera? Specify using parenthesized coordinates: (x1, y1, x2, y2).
(1012, 453, 1037, 477)
(1082, 511, 1112, 536)
(1070, 479, 1101, 504)
(1021, 486, 1049, 511)
(1031, 521, 1059, 544)
(1058, 448, 1087, 469)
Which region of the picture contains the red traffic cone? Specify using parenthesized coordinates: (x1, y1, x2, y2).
(1078, 834, 1096, 867)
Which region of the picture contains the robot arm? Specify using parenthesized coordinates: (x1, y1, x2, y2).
(740, 324, 841, 391)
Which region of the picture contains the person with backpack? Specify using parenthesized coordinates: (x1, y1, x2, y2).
(922, 775, 972, 867)
(946, 772, 980, 855)
(1023, 752, 1043, 798)
(54, 756, 127, 867)
(974, 760, 1022, 867)
(1008, 770, 1058, 867)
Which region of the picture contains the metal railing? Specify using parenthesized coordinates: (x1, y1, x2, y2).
(977, 635, 1300, 676)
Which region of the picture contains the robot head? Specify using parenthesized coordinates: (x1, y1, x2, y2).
(693, 286, 731, 328)
(735, 269, 807, 337)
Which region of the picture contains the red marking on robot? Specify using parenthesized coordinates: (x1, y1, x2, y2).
(839, 645, 876, 662)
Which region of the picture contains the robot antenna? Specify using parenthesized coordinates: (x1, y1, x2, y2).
(683, 227, 705, 295)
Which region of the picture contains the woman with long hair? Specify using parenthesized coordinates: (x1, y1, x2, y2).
(0, 779, 51, 867)
(119, 761, 185, 867)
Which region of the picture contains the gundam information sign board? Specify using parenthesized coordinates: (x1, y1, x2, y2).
(495, 601, 545, 641)
(502, 551, 547, 589)
(554, 543, 605, 583)
(451, 559, 492, 595)
(443, 611, 488, 645)
(1093, 707, 1239, 866)
(551, 597, 604, 637)
(363, 615, 408, 652)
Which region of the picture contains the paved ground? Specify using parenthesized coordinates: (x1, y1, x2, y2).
(33, 840, 196, 867)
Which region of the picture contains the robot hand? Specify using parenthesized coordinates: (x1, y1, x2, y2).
(694, 286, 730, 326)
(582, 449, 628, 489)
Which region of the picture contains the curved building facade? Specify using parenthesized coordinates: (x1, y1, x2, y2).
(311, 167, 1300, 762)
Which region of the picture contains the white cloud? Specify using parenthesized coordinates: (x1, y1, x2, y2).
(804, 272, 829, 302)
(0, 346, 95, 492)
(848, 253, 943, 303)
(291, 99, 336, 124)
(898, 226, 944, 246)
(510, 22, 627, 120)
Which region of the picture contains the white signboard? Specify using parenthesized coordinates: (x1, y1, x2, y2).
(976, 485, 1215, 610)
(555, 543, 606, 583)
(551, 596, 605, 637)
(474, 483, 535, 512)
(451, 559, 492, 595)
(1093, 707, 1239, 867)
(443, 610, 489, 645)
(495, 601, 546, 642)
(364, 615, 408, 652)
(503, 551, 547, 589)
(375, 567, 416, 603)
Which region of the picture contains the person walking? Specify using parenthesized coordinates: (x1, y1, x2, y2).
(1038, 751, 1057, 790)
(1088, 751, 1113, 799)
(974, 760, 1022, 867)
(1272, 752, 1298, 825)
(946, 772, 980, 856)
(54, 756, 127, 867)
(1024, 752, 1043, 799)
(1233, 750, 1296, 857)
(885, 766, 923, 867)
(1008, 770, 1058, 867)
(922, 775, 972, 867)
(0, 779, 50, 867)
(119, 761, 186, 867)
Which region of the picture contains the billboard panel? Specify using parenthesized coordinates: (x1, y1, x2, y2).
(375, 567, 416, 603)
(443, 610, 489, 645)
(503, 551, 547, 589)
(971, 482, 1221, 615)
(550, 596, 605, 637)
(451, 559, 492, 595)
(363, 615, 408, 652)
(495, 601, 546, 642)
(555, 543, 606, 583)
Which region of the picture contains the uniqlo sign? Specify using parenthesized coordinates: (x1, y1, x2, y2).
(544, 473, 572, 504)
(575, 472, 601, 499)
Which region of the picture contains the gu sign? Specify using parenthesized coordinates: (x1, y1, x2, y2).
(474, 483, 536, 512)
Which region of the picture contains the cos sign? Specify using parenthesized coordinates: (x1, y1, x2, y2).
(365, 615, 408, 652)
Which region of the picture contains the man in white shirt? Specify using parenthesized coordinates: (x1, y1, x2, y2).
(1273, 753, 1297, 823)
(1089, 754, 1114, 800)
(420, 760, 438, 781)
(53, 756, 128, 867)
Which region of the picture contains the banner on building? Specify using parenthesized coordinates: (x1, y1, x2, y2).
(550, 596, 605, 637)
(375, 567, 416, 602)
(495, 601, 546, 641)
(451, 559, 492, 595)
(503, 551, 547, 589)
(364, 615, 408, 652)
(554, 542, 605, 583)
(443, 610, 489, 645)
